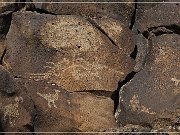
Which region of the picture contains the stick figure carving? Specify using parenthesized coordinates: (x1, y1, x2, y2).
(37, 90, 60, 108)
(3, 97, 23, 126)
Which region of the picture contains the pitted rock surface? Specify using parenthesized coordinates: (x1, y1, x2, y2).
(0, 78, 35, 132)
(137, 3, 180, 33)
(116, 34, 180, 131)
(0, 0, 179, 133)
(24, 80, 117, 132)
(4, 11, 135, 92)
(32, 0, 135, 26)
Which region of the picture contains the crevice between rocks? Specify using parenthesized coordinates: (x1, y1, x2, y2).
(32, 104, 37, 134)
(31, 8, 57, 15)
(0, 49, 6, 65)
(129, 0, 137, 30)
(86, 18, 118, 47)
(142, 24, 180, 38)
(113, 71, 136, 114)
(130, 45, 138, 60)
(73, 90, 113, 98)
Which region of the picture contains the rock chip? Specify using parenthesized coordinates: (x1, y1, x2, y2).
(116, 34, 180, 132)
(4, 11, 135, 92)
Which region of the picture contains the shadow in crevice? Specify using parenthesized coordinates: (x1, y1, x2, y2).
(32, 8, 57, 15)
(129, 0, 137, 30)
(0, 49, 6, 65)
(112, 71, 136, 114)
(130, 45, 138, 60)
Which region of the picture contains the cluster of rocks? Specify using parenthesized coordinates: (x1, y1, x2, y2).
(0, 0, 179, 133)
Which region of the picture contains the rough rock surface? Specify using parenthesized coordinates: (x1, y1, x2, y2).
(116, 34, 180, 132)
(4, 11, 135, 92)
(0, 0, 180, 133)
(26, 80, 117, 132)
(0, 74, 35, 132)
(32, 0, 135, 26)
(137, 3, 180, 33)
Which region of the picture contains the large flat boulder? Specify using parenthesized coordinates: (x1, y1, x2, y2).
(4, 11, 135, 92)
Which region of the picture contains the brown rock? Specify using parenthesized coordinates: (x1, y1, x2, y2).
(0, 65, 15, 94)
(116, 34, 180, 132)
(33, 0, 135, 25)
(0, 78, 35, 132)
(91, 17, 135, 55)
(25, 80, 117, 132)
(137, 3, 180, 33)
(4, 11, 135, 92)
(0, 0, 26, 14)
(135, 0, 164, 22)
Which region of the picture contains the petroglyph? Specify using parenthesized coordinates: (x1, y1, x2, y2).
(3, 97, 23, 127)
(37, 90, 60, 108)
(29, 57, 122, 88)
(40, 17, 101, 52)
(171, 78, 180, 86)
(129, 95, 155, 115)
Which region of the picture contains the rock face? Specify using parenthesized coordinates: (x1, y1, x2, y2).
(0, 0, 179, 133)
(137, 3, 180, 33)
(4, 11, 135, 92)
(32, 0, 135, 26)
(116, 34, 180, 131)
(1, 10, 135, 132)
(0, 74, 35, 132)
(26, 80, 117, 132)
(116, 2, 180, 132)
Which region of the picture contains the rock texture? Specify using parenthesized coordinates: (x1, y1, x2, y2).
(1, 10, 135, 132)
(26, 80, 117, 132)
(0, 75, 35, 132)
(0, 0, 179, 133)
(116, 34, 180, 131)
(116, 2, 180, 132)
(4, 11, 135, 92)
(32, 0, 135, 26)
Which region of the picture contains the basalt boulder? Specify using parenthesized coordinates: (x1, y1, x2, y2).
(137, 3, 180, 33)
(4, 11, 135, 92)
(0, 73, 35, 132)
(116, 34, 180, 132)
(32, 0, 135, 26)
(25, 79, 117, 132)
